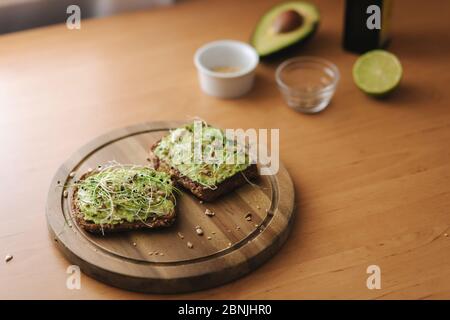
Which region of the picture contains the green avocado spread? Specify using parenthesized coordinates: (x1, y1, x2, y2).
(74, 164, 175, 225)
(153, 122, 251, 189)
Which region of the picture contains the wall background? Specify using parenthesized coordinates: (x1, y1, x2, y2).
(0, 0, 175, 34)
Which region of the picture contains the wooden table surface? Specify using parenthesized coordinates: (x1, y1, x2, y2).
(1, 0, 449, 299)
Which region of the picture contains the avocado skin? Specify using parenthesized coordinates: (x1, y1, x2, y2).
(252, 22, 319, 60)
(250, 2, 320, 59)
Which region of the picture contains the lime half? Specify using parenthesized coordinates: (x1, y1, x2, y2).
(353, 50, 402, 96)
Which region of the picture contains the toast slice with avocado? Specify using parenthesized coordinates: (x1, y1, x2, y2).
(71, 164, 177, 234)
(150, 122, 259, 202)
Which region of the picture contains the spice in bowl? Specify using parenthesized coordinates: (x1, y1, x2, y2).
(210, 66, 241, 74)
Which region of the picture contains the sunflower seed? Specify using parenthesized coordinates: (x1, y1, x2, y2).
(5, 255, 13, 263)
(69, 171, 76, 178)
(245, 213, 252, 221)
(63, 190, 68, 198)
(195, 227, 204, 236)
(205, 209, 215, 217)
(187, 242, 194, 249)
(177, 232, 184, 239)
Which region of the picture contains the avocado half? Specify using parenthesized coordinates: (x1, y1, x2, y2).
(250, 1, 320, 58)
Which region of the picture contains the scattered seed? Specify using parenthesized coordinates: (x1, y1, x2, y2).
(245, 213, 252, 221)
(211, 231, 216, 235)
(146, 158, 151, 162)
(159, 252, 164, 256)
(228, 242, 232, 247)
(178, 232, 184, 239)
(57, 180, 61, 185)
(148, 252, 153, 256)
(236, 226, 240, 230)
(196, 227, 204, 236)
(256, 205, 260, 209)
(205, 209, 215, 217)
(207, 236, 212, 240)
(255, 224, 259, 228)
(69, 171, 76, 178)
(87, 168, 93, 173)
(199, 200, 204, 204)
(187, 242, 194, 249)
(63, 190, 68, 198)
(445, 233, 449, 237)
(132, 242, 137, 247)
(5, 255, 13, 263)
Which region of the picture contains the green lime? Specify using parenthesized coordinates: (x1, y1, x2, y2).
(352, 50, 402, 96)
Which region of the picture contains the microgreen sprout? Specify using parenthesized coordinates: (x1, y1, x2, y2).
(72, 162, 178, 226)
(153, 121, 251, 189)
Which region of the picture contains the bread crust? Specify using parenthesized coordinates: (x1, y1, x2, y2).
(150, 142, 259, 202)
(71, 171, 176, 234)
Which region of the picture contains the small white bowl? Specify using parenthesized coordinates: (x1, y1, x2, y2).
(194, 40, 259, 99)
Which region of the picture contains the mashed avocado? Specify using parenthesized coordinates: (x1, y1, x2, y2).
(74, 164, 175, 225)
(153, 122, 251, 189)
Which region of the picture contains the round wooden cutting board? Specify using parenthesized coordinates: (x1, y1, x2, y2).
(46, 121, 295, 293)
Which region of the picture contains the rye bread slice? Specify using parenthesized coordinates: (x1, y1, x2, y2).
(150, 142, 259, 202)
(71, 170, 176, 234)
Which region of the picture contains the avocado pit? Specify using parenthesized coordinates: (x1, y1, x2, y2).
(272, 9, 304, 33)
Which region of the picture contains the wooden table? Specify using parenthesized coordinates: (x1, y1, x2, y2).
(1, 0, 449, 299)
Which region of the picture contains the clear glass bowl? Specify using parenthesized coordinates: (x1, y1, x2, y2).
(275, 57, 340, 114)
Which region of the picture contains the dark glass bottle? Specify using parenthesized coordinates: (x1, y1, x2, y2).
(343, 0, 393, 53)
